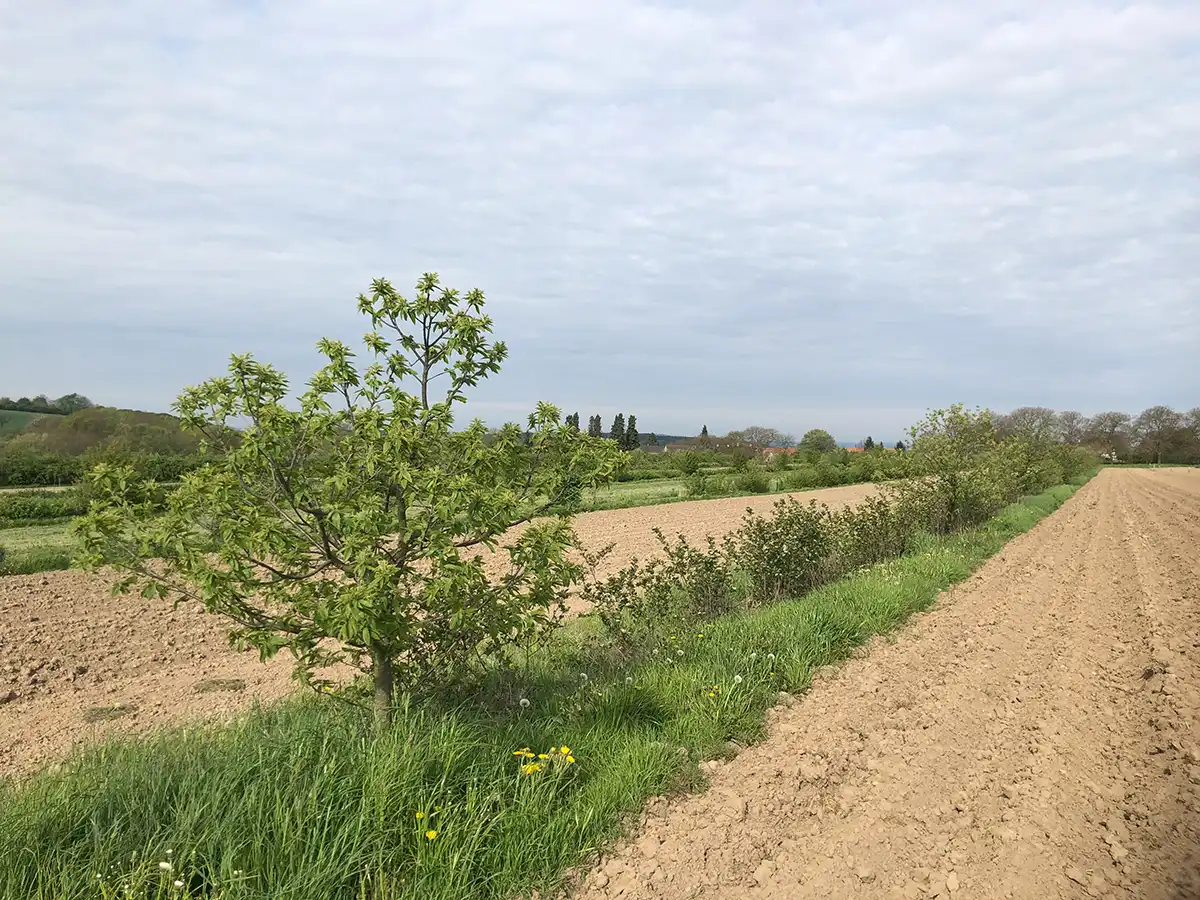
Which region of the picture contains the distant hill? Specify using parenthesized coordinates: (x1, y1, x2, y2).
(1, 407, 203, 457)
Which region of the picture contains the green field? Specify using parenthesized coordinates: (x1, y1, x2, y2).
(0, 522, 77, 575)
(581, 477, 686, 509)
(0, 409, 42, 437)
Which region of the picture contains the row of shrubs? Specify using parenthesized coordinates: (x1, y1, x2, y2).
(584, 417, 1096, 657)
(0, 487, 89, 527)
(681, 459, 904, 498)
(0, 448, 206, 487)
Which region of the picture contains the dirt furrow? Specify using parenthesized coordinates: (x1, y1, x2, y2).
(573, 469, 1200, 900)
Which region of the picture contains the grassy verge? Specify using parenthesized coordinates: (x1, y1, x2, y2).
(0, 474, 1092, 900)
(0, 521, 77, 575)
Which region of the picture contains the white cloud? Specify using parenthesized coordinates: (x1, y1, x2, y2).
(0, 0, 1196, 440)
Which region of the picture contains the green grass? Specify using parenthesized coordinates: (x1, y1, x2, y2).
(0, 475, 1092, 900)
(581, 478, 687, 510)
(0, 409, 43, 437)
(0, 521, 77, 574)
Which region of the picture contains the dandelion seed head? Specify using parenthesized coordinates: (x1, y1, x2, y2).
(625, 676, 633, 685)
(173, 880, 184, 888)
(734, 675, 743, 684)
(158, 862, 173, 873)
(519, 698, 530, 709)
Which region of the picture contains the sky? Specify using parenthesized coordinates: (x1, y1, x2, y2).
(1, 1, 1198, 444)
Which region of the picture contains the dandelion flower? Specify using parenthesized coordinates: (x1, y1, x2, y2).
(425, 830, 439, 841)
(566, 755, 576, 764)
(415, 811, 425, 820)
(560, 745, 571, 755)
(538, 753, 550, 760)
(158, 862, 173, 873)
(521, 762, 543, 775)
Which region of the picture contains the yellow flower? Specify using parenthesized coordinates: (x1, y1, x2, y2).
(513, 747, 532, 757)
(566, 755, 576, 764)
(415, 811, 425, 820)
(560, 745, 571, 755)
(425, 830, 439, 841)
(521, 762, 543, 775)
(538, 753, 550, 760)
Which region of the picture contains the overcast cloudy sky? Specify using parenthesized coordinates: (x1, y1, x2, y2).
(2, 1, 1197, 442)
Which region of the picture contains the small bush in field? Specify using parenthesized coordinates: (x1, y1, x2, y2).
(581, 529, 736, 655)
(828, 494, 916, 572)
(725, 497, 836, 603)
(733, 470, 770, 494)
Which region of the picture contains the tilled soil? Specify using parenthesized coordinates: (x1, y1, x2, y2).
(572, 468, 1200, 900)
(0, 482, 876, 776)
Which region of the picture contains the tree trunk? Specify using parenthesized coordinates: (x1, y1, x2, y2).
(371, 646, 394, 728)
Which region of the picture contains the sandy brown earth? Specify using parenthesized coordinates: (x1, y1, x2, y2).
(572, 468, 1200, 900)
(0, 482, 876, 776)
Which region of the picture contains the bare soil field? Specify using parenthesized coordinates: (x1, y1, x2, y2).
(0, 482, 876, 776)
(573, 468, 1200, 900)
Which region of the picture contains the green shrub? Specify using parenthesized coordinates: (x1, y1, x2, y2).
(582, 529, 737, 654)
(780, 466, 820, 490)
(732, 470, 770, 494)
(0, 488, 88, 523)
(725, 498, 835, 603)
(828, 494, 917, 573)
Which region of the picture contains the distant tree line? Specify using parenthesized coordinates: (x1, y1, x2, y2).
(992, 405, 1200, 465)
(0, 393, 93, 415)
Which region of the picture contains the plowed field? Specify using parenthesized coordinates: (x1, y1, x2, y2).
(0, 482, 877, 775)
(573, 468, 1200, 900)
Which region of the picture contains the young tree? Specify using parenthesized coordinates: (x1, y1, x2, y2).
(610, 413, 625, 444)
(648, 433, 658, 446)
(624, 414, 639, 450)
(700, 425, 708, 437)
(798, 428, 837, 455)
(76, 274, 622, 727)
(894, 440, 906, 452)
(588, 415, 602, 438)
(863, 436, 875, 451)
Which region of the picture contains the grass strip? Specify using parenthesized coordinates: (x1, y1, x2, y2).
(0, 475, 1092, 900)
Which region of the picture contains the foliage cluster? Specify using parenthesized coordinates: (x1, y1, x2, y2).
(75, 275, 621, 725)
